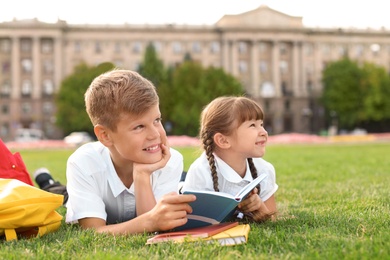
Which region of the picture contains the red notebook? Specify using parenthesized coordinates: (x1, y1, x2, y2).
(146, 222, 238, 244)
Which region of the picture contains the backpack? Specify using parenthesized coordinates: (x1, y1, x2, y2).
(0, 178, 64, 241)
(0, 138, 34, 185)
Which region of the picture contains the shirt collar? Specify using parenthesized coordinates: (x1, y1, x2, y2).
(103, 148, 134, 197)
(213, 153, 253, 183)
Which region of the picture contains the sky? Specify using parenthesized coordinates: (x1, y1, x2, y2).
(1, 0, 389, 29)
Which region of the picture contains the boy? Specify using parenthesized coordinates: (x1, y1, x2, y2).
(65, 69, 195, 235)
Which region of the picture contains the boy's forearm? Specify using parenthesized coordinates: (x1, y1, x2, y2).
(134, 174, 156, 216)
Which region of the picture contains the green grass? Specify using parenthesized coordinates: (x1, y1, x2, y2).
(2, 143, 390, 259)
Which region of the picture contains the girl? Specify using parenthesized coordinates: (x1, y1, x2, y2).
(182, 96, 278, 222)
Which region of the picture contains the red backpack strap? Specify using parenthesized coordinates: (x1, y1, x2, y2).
(0, 138, 34, 186)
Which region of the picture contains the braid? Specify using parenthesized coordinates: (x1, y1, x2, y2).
(248, 158, 260, 194)
(202, 131, 219, 192)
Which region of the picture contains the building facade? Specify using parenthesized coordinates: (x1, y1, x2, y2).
(1, 5, 390, 141)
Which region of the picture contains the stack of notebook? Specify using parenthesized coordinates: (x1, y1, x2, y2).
(146, 222, 250, 246)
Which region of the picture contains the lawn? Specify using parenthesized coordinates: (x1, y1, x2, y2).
(1, 142, 389, 259)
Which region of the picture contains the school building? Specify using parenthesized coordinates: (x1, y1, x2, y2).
(1, 5, 389, 141)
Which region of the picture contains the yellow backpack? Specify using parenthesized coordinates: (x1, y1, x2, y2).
(0, 178, 64, 241)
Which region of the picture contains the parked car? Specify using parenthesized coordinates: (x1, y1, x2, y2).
(15, 128, 44, 142)
(64, 132, 93, 146)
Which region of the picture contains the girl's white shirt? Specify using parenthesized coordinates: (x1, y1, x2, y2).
(182, 152, 278, 201)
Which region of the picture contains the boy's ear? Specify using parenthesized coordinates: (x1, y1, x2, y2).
(213, 133, 230, 149)
(94, 124, 112, 146)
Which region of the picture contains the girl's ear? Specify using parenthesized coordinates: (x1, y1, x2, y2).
(94, 124, 112, 147)
(213, 133, 231, 149)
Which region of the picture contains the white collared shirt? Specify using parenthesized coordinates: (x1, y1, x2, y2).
(182, 152, 278, 201)
(65, 141, 183, 224)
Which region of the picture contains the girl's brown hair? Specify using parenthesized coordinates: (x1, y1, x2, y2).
(200, 96, 264, 192)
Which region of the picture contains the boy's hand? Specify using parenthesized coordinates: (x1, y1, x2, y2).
(147, 192, 196, 231)
(133, 143, 171, 179)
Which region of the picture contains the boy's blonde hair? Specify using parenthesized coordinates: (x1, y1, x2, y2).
(200, 96, 264, 192)
(85, 69, 159, 131)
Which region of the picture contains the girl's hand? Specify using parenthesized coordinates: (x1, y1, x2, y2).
(238, 188, 274, 222)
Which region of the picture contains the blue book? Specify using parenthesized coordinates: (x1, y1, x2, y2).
(177, 174, 267, 230)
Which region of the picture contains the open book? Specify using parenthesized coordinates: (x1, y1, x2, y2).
(177, 174, 267, 230)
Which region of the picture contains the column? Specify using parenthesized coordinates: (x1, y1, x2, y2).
(313, 42, 321, 95)
(32, 36, 40, 99)
(300, 42, 307, 97)
(250, 40, 259, 98)
(292, 41, 300, 97)
(231, 40, 238, 77)
(271, 41, 280, 97)
(54, 37, 63, 91)
(221, 39, 229, 73)
(11, 36, 20, 99)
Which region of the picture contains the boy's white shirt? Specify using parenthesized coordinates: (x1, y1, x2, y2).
(182, 152, 278, 201)
(65, 141, 183, 224)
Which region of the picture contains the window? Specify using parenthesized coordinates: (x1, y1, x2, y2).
(370, 44, 380, 56)
(192, 41, 201, 53)
(356, 44, 364, 57)
(259, 61, 268, 73)
(41, 39, 53, 54)
(1, 123, 9, 136)
(259, 42, 268, 53)
(20, 38, 32, 53)
(0, 38, 11, 53)
(238, 42, 247, 54)
(21, 80, 32, 96)
(43, 59, 53, 74)
(1, 104, 9, 114)
(305, 44, 313, 56)
(21, 102, 32, 114)
(1, 80, 11, 97)
(133, 41, 142, 54)
(114, 59, 123, 67)
(280, 43, 288, 55)
(21, 59, 32, 73)
(260, 81, 275, 98)
(307, 80, 313, 94)
(2, 61, 10, 73)
(42, 102, 53, 115)
(210, 41, 220, 53)
(284, 99, 290, 110)
(114, 42, 121, 53)
(42, 79, 54, 95)
(153, 41, 162, 53)
(322, 44, 330, 55)
(95, 41, 102, 54)
(172, 41, 182, 54)
(238, 61, 248, 73)
(339, 45, 347, 56)
(74, 41, 81, 53)
(280, 60, 289, 74)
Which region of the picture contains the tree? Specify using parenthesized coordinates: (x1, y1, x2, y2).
(321, 58, 390, 131)
(55, 62, 115, 135)
(158, 61, 244, 136)
(359, 62, 390, 131)
(137, 42, 166, 88)
(321, 58, 364, 129)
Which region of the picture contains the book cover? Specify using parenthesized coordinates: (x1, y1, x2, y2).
(177, 174, 267, 230)
(205, 224, 250, 246)
(146, 222, 238, 244)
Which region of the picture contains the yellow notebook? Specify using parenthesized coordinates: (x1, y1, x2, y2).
(205, 224, 250, 246)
